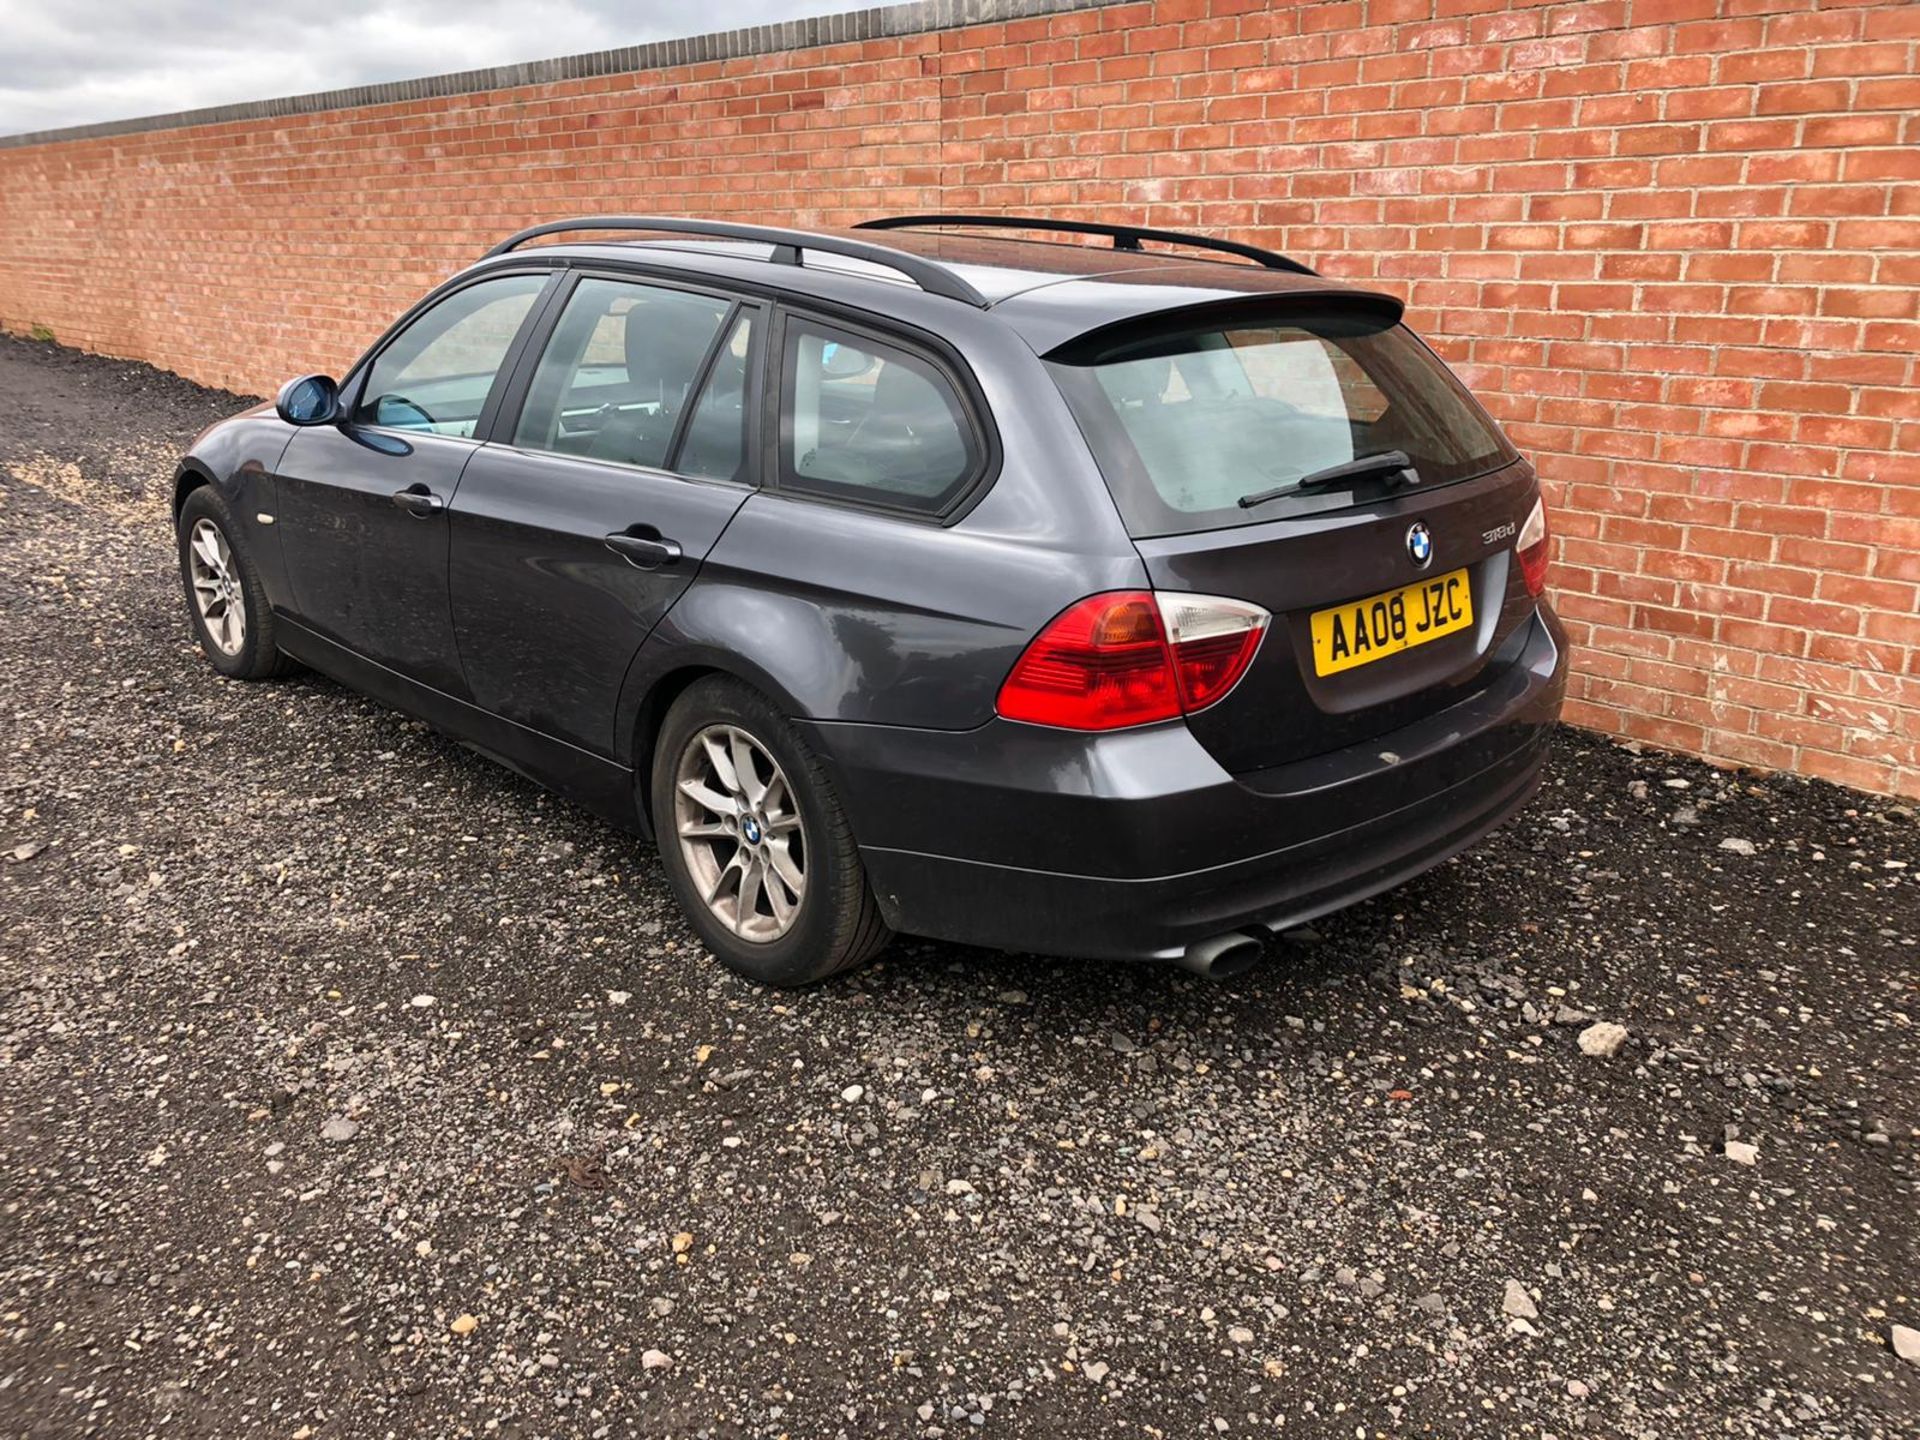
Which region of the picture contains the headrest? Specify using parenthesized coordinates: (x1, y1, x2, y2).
(625, 298, 725, 409)
(1102, 354, 1172, 407)
(869, 355, 953, 426)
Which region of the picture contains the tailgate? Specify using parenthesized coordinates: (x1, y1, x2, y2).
(1135, 458, 1542, 773)
(1044, 293, 1548, 775)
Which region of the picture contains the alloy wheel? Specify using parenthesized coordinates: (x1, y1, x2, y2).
(673, 723, 808, 942)
(187, 518, 246, 656)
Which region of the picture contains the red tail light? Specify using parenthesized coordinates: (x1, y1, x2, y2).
(1517, 496, 1550, 597)
(996, 591, 1269, 731)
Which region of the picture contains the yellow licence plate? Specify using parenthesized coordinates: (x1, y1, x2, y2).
(1310, 568, 1472, 677)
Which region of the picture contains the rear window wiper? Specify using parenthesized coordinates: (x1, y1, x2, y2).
(1237, 450, 1418, 509)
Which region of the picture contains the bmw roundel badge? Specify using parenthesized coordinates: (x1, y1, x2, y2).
(1406, 521, 1434, 569)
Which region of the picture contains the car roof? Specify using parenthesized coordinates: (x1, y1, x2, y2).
(476, 227, 1403, 355)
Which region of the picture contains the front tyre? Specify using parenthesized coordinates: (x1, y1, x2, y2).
(176, 486, 294, 681)
(651, 677, 891, 986)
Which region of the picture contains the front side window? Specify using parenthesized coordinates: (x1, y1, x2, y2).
(354, 273, 548, 437)
(513, 278, 735, 474)
(1049, 308, 1516, 537)
(779, 321, 981, 514)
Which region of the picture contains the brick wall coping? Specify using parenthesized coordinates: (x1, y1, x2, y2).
(0, 0, 1119, 150)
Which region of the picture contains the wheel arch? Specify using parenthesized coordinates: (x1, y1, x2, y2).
(172, 460, 215, 519)
(624, 657, 812, 838)
(628, 664, 718, 837)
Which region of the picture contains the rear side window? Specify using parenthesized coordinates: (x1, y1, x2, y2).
(1048, 309, 1515, 537)
(675, 312, 756, 483)
(778, 320, 981, 515)
(513, 278, 736, 474)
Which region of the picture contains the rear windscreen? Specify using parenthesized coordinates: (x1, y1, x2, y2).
(1047, 309, 1516, 537)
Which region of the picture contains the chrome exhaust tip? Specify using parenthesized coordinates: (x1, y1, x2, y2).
(1175, 931, 1266, 980)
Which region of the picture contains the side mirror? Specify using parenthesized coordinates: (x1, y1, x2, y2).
(276, 374, 340, 426)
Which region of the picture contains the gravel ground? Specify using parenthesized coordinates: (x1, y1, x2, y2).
(1, 332, 1917, 1440)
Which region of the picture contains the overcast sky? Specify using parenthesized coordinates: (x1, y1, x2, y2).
(0, 0, 856, 136)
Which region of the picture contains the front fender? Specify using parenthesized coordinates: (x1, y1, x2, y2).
(175, 406, 297, 609)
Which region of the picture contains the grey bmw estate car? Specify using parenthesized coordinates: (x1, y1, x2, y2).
(174, 214, 1566, 985)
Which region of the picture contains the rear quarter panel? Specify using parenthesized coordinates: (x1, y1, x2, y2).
(615, 322, 1144, 746)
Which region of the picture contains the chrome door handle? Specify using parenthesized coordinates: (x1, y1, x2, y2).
(391, 486, 445, 516)
(603, 531, 683, 569)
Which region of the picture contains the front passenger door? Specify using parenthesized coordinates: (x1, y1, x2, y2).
(448, 276, 761, 754)
(275, 271, 554, 696)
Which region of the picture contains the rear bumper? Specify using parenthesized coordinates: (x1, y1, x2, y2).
(803, 606, 1568, 962)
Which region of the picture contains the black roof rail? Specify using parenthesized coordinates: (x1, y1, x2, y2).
(483, 216, 991, 308)
(855, 213, 1317, 277)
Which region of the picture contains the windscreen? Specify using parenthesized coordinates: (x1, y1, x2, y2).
(1048, 308, 1516, 537)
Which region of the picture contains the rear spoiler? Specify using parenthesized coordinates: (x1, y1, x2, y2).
(1043, 289, 1407, 364)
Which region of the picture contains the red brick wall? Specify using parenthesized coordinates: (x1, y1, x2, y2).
(2, 0, 1916, 797)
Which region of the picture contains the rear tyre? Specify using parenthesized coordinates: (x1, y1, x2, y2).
(651, 676, 891, 986)
(176, 486, 294, 681)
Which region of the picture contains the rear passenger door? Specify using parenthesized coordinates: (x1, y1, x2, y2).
(447, 273, 761, 754)
(685, 308, 1010, 724)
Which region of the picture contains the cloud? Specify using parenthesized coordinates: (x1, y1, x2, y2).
(0, 0, 851, 135)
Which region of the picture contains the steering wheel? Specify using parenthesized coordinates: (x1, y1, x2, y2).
(373, 393, 437, 430)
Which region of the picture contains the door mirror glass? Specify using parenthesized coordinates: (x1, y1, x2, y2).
(276, 374, 339, 425)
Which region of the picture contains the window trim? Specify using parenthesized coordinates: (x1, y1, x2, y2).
(485, 267, 766, 491)
(761, 303, 1001, 526)
(338, 265, 567, 444)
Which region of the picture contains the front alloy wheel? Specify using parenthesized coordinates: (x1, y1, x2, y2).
(673, 724, 807, 941)
(186, 517, 246, 655)
(175, 485, 292, 681)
